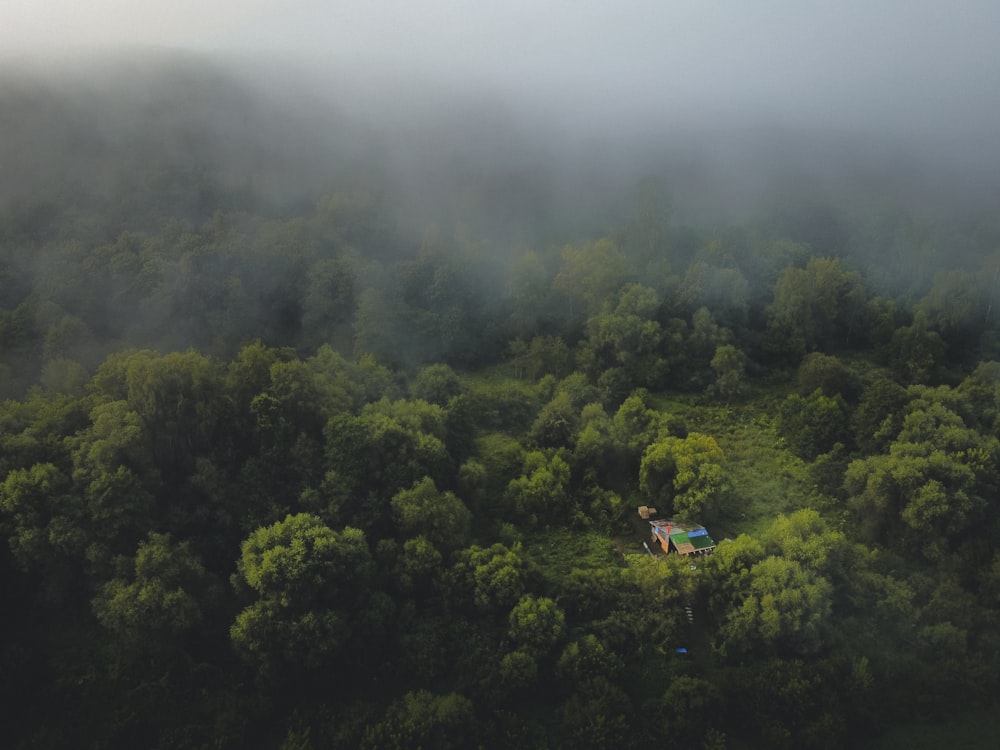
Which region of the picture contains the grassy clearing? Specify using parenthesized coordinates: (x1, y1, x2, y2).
(522, 528, 623, 587)
(461, 363, 537, 388)
(651, 392, 830, 537)
(463, 368, 834, 539)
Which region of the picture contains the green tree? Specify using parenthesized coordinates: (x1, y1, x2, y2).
(353, 285, 400, 365)
(639, 433, 726, 518)
(888, 313, 946, 384)
(92, 531, 209, 649)
(244, 357, 335, 512)
(627, 553, 699, 644)
(852, 374, 909, 454)
(555, 634, 624, 684)
(916, 269, 989, 363)
(509, 335, 574, 382)
(230, 513, 373, 672)
(450, 381, 539, 435)
(679, 261, 750, 334)
(470, 432, 526, 500)
(394, 535, 444, 597)
(612, 389, 666, 462)
(795, 352, 856, 399)
(708, 344, 746, 401)
(761, 509, 849, 579)
(716, 555, 833, 657)
(766, 257, 867, 357)
(557, 678, 634, 750)
(391, 477, 471, 550)
(496, 648, 539, 696)
(552, 237, 627, 318)
(299, 256, 356, 350)
(845, 398, 997, 553)
(955, 361, 1000, 432)
(70, 400, 157, 561)
(571, 402, 616, 484)
(39, 357, 89, 395)
(361, 690, 475, 750)
(528, 391, 578, 448)
(705, 533, 768, 614)
(0, 462, 84, 576)
(504, 451, 572, 526)
(411, 363, 463, 406)
(507, 594, 566, 658)
(581, 283, 668, 391)
(658, 676, 725, 748)
(450, 543, 526, 613)
(776, 389, 849, 460)
(505, 248, 552, 337)
(42, 314, 97, 366)
(121, 349, 225, 479)
(325, 404, 450, 502)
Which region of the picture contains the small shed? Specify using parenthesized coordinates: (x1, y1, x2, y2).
(649, 519, 716, 557)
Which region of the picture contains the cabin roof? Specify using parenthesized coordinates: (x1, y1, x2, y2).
(649, 519, 716, 554)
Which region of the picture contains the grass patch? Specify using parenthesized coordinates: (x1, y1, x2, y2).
(651, 395, 830, 536)
(522, 528, 623, 588)
(461, 365, 539, 389)
(461, 370, 836, 539)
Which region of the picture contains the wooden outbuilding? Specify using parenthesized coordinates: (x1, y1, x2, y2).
(649, 519, 716, 556)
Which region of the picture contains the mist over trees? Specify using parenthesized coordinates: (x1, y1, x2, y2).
(3, 47, 1000, 749)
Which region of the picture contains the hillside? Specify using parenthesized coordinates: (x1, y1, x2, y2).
(2, 53, 1000, 750)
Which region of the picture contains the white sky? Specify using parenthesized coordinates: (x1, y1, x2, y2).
(3, 1, 995, 77)
(3, 1, 1000, 143)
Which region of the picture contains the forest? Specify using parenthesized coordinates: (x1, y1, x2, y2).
(2, 53, 1000, 749)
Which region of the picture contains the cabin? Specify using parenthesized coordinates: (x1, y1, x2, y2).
(649, 518, 716, 556)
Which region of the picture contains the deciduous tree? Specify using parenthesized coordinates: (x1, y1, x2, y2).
(708, 344, 746, 401)
(391, 477, 471, 550)
(716, 556, 832, 657)
(506, 594, 566, 658)
(230, 513, 373, 672)
(639, 433, 726, 518)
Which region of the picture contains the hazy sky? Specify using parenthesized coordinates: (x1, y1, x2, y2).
(4, 1, 998, 95)
(4, 1, 1000, 172)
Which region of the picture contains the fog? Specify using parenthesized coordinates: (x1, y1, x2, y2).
(3, 2, 1000, 233)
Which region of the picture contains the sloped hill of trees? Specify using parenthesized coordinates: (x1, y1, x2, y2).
(3, 56, 1000, 750)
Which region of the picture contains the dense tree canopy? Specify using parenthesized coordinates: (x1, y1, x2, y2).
(640, 432, 726, 518)
(3, 69, 1000, 749)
